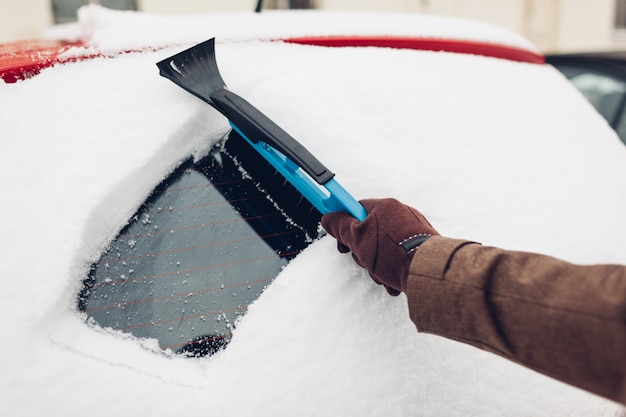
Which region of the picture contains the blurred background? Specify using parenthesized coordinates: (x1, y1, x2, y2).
(1, 0, 626, 54)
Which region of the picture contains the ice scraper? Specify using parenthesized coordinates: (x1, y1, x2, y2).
(157, 38, 366, 222)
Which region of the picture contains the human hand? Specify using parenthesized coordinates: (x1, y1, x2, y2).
(321, 199, 439, 296)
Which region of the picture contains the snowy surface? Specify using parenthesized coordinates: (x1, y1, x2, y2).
(46, 5, 539, 53)
(2, 7, 626, 417)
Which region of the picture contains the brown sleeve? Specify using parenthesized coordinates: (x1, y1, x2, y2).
(405, 236, 626, 405)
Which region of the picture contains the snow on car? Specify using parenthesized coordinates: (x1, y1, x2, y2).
(1, 5, 625, 417)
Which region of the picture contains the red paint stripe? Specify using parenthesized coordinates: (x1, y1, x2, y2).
(282, 36, 545, 64)
(1, 35, 544, 84)
(0, 39, 96, 83)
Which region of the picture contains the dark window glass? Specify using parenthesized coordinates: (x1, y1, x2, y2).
(552, 64, 626, 145)
(562, 67, 626, 123)
(79, 131, 321, 356)
(613, 109, 626, 145)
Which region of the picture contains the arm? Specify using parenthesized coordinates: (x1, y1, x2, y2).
(321, 199, 626, 405)
(406, 237, 626, 404)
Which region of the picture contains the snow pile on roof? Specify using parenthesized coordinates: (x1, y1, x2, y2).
(2, 6, 626, 417)
(46, 5, 539, 54)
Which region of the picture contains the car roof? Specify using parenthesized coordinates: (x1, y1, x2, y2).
(1, 8, 543, 83)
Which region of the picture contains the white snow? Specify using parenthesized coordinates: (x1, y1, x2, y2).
(46, 5, 539, 54)
(2, 6, 626, 417)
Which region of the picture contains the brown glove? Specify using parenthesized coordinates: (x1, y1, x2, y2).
(321, 199, 439, 296)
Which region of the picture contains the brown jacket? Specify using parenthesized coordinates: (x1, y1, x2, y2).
(406, 236, 626, 405)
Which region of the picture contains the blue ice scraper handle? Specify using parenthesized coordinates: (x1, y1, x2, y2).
(156, 38, 366, 221)
(209, 88, 366, 221)
(229, 122, 366, 221)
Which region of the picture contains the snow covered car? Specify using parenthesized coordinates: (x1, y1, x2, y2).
(2, 6, 626, 417)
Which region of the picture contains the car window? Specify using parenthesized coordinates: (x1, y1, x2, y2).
(564, 69, 626, 124)
(552, 64, 626, 146)
(78, 130, 321, 356)
(614, 111, 626, 143)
